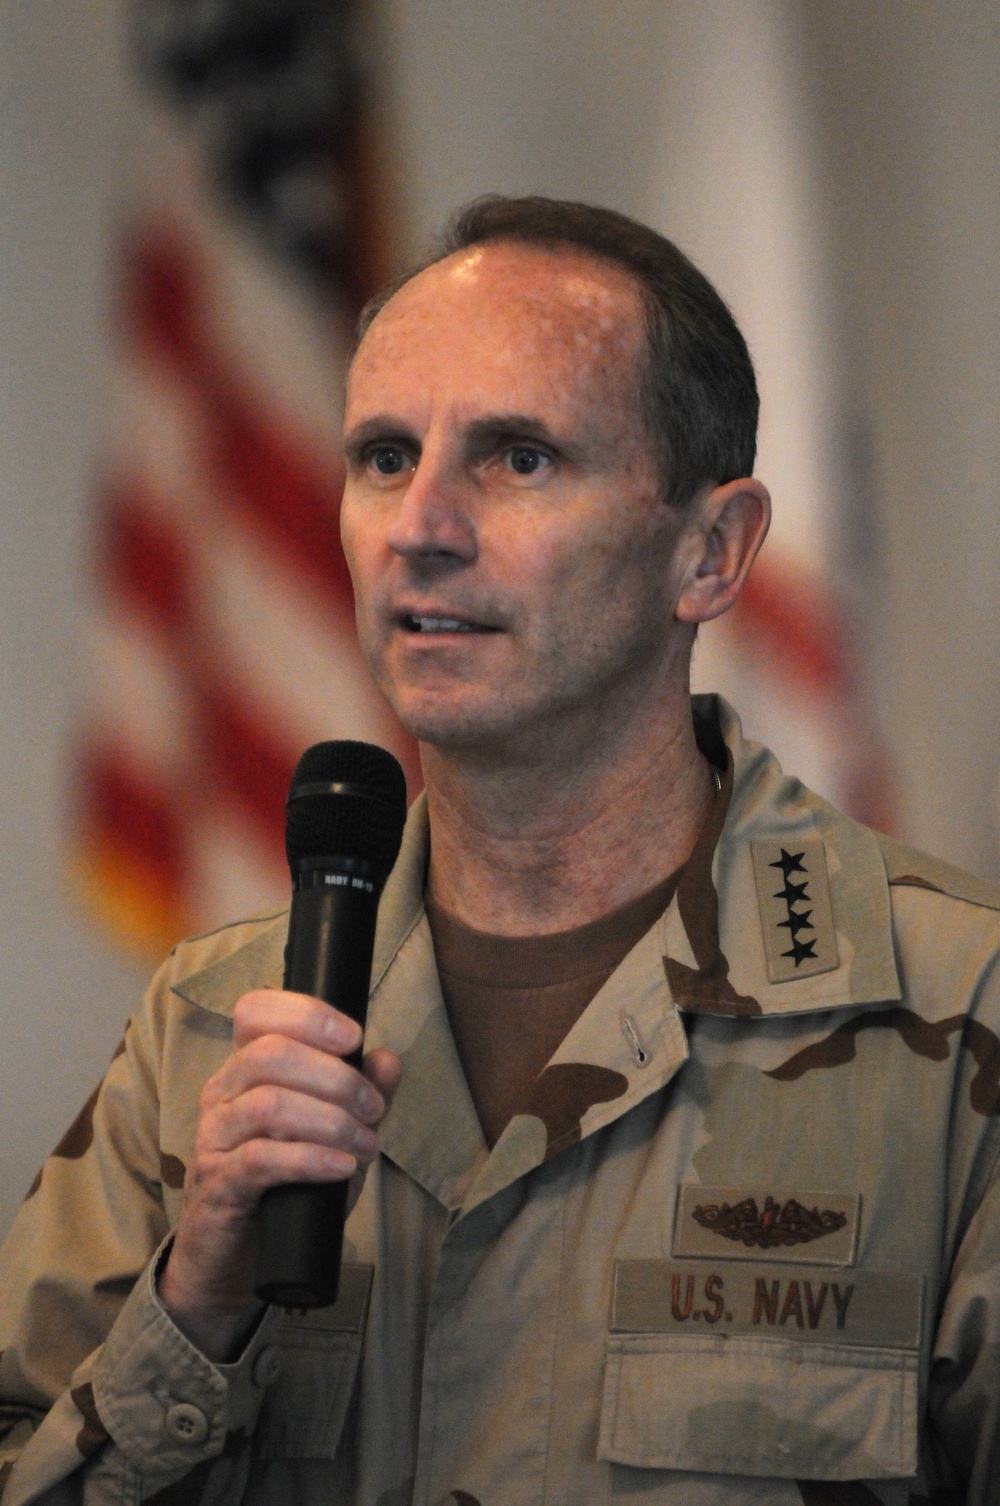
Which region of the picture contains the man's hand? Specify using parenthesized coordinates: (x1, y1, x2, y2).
(157, 989, 401, 1361)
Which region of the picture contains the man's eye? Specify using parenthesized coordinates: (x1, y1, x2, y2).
(369, 446, 409, 476)
(507, 447, 548, 475)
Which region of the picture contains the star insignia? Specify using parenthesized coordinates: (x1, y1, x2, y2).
(777, 908, 814, 937)
(753, 837, 839, 982)
(769, 849, 807, 880)
(782, 936, 818, 967)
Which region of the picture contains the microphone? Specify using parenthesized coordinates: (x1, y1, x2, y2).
(254, 740, 407, 1309)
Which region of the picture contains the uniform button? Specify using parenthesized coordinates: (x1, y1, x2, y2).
(163, 1402, 209, 1446)
(252, 1345, 283, 1388)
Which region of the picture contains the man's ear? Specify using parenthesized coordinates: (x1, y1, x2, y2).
(674, 477, 771, 625)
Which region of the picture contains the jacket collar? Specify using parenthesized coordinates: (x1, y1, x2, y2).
(172, 697, 900, 1213)
(170, 791, 431, 1017)
(666, 694, 901, 1017)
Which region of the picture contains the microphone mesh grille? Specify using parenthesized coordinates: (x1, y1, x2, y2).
(285, 741, 408, 876)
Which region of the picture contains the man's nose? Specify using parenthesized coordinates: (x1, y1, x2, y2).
(385, 450, 477, 565)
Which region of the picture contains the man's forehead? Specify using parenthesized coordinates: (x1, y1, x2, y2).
(364, 241, 644, 345)
(346, 244, 648, 443)
(343, 241, 658, 473)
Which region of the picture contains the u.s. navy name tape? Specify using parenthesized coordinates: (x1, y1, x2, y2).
(612, 1259, 922, 1350)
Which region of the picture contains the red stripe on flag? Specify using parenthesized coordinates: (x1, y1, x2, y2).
(735, 557, 852, 699)
(196, 676, 300, 859)
(95, 481, 290, 855)
(79, 746, 188, 894)
(100, 484, 193, 633)
(193, 649, 424, 850)
(75, 742, 193, 956)
(121, 226, 356, 618)
(92, 474, 401, 859)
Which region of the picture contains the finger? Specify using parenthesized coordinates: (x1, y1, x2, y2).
(232, 989, 363, 1057)
(362, 1048, 402, 1113)
(346, 1161, 372, 1218)
(207, 1034, 385, 1123)
(238, 1137, 359, 1191)
(206, 1084, 381, 1163)
(197, 1137, 361, 1206)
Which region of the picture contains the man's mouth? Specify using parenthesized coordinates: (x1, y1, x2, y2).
(400, 614, 497, 634)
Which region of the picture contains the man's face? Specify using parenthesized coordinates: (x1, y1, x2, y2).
(341, 242, 691, 759)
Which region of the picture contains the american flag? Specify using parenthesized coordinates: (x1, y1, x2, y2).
(76, 2, 893, 962)
(75, 0, 417, 957)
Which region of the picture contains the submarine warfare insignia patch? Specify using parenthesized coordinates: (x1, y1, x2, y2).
(694, 1195, 846, 1248)
(673, 1184, 860, 1265)
(751, 839, 840, 983)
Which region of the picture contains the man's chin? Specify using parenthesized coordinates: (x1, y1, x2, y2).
(388, 689, 525, 754)
(398, 707, 505, 752)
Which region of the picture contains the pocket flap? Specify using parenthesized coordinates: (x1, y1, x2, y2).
(599, 1333, 918, 1480)
(254, 1264, 373, 1460)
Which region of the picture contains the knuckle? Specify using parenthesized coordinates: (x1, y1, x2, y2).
(352, 1081, 382, 1122)
(237, 1139, 273, 1182)
(198, 1069, 227, 1116)
(232, 989, 283, 1040)
(327, 1006, 362, 1041)
(189, 1125, 214, 1165)
(324, 1102, 354, 1144)
(231, 992, 260, 1032)
(247, 1082, 285, 1130)
(247, 1032, 288, 1073)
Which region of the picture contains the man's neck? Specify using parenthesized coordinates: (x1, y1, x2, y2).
(422, 690, 715, 936)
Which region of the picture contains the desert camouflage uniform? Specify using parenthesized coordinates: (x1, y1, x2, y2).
(2, 696, 1000, 1505)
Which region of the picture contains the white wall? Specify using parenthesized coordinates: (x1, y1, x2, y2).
(804, 4, 1000, 879)
(0, 0, 148, 1234)
(1, 0, 998, 1235)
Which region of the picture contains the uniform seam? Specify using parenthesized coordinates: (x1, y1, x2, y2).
(370, 903, 427, 997)
(939, 945, 1000, 1284)
(941, 1093, 1000, 1298)
(168, 910, 288, 957)
(879, 836, 1000, 914)
(539, 1174, 569, 1506)
(412, 1273, 444, 1506)
(889, 883, 1000, 917)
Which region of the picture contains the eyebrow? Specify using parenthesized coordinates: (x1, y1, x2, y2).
(463, 414, 575, 460)
(342, 416, 420, 461)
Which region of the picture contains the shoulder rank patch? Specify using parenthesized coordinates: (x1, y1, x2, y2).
(673, 1183, 859, 1265)
(751, 839, 839, 983)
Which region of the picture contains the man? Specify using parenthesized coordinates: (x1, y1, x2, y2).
(2, 196, 999, 1504)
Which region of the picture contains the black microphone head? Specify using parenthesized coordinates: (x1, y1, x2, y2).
(285, 740, 408, 878)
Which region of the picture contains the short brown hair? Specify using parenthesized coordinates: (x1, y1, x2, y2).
(356, 194, 758, 508)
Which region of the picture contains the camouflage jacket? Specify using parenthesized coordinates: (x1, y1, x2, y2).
(2, 696, 1000, 1506)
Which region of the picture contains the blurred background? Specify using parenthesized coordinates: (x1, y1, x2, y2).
(1, 0, 998, 1235)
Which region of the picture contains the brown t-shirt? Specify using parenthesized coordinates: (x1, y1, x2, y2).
(425, 868, 681, 1148)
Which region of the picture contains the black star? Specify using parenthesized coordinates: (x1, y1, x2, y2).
(769, 849, 807, 879)
(777, 908, 814, 937)
(782, 936, 818, 967)
(773, 878, 809, 906)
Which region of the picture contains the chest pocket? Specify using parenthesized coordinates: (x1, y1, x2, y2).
(599, 1333, 918, 1480)
(253, 1264, 373, 1460)
(599, 1261, 921, 1481)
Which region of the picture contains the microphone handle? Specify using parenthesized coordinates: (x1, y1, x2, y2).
(255, 878, 379, 1309)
